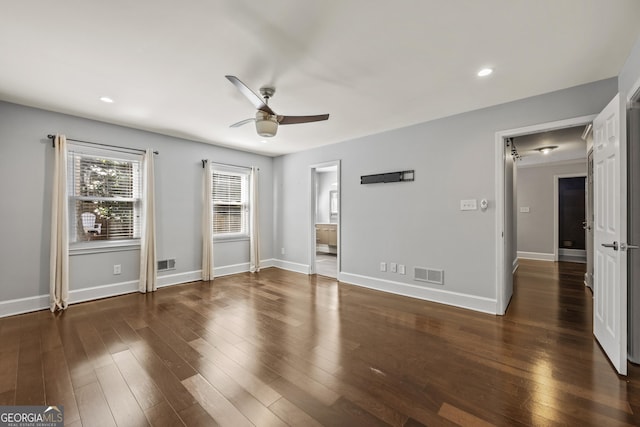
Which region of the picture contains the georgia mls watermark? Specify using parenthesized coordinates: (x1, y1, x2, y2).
(0, 406, 63, 427)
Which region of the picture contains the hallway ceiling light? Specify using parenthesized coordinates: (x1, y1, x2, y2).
(537, 146, 558, 154)
(99, 96, 114, 103)
(477, 68, 493, 77)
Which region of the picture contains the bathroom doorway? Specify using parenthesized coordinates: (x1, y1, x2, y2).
(310, 162, 340, 278)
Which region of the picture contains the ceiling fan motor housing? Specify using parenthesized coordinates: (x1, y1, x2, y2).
(255, 110, 278, 137)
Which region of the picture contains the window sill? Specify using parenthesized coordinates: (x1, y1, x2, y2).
(213, 235, 250, 243)
(70, 240, 141, 256)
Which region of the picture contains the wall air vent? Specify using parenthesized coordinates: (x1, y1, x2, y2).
(414, 267, 444, 285)
(157, 259, 176, 272)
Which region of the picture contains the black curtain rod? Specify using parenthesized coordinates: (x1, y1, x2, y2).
(47, 134, 158, 155)
(201, 159, 257, 171)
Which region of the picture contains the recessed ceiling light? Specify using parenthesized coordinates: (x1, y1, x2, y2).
(100, 96, 114, 103)
(537, 146, 558, 155)
(477, 68, 493, 77)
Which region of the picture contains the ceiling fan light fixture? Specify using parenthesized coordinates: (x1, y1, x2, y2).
(256, 115, 278, 137)
(538, 146, 558, 155)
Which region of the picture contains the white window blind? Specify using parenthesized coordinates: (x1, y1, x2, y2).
(212, 168, 249, 236)
(68, 147, 142, 243)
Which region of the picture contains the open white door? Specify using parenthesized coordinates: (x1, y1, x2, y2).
(593, 94, 627, 375)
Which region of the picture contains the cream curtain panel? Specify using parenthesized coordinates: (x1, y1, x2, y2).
(249, 167, 260, 273)
(202, 161, 215, 281)
(139, 149, 157, 293)
(50, 134, 69, 311)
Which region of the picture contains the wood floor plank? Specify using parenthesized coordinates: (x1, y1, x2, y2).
(144, 401, 185, 427)
(232, 340, 340, 407)
(75, 319, 114, 370)
(176, 403, 219, 427)
(75, 381, 117, 427)
(39, 313, 62, 352)
(90, 312, 129, 355)
(42, 346, 80, 425)
(181, 373, 253, 427)
(57, 317, 98, 390)
(189, 337, 281, 406)
(128, 341, 198, 413)
(15, 335, 44, 405)
(95, 363, 149, 427)
(135, 327, 197, 381)
(194, 357, 287, 427)
(0, 348, 18, 396)
(268, 397, 324, 427)
(438, 402, 496, 427)
(269, 375, 362, 427)
(112, 349, 165, 410)
(0, 390, 15, 406)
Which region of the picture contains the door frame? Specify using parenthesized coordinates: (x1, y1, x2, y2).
(553, 173, 587, 262)
(495, 114, 596, 314)
(309, 160, 341, 276)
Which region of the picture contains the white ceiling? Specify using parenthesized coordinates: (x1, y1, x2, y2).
(1, 1, 639, 157)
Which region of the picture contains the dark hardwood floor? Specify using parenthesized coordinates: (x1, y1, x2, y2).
(1, 260, 640, 426)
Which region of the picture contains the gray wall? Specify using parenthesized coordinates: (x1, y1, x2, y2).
(273, 78, 617, 309)
(516, 161, 587, 255)
(620, 35, 640, 99)
(0, 101, 273, 304)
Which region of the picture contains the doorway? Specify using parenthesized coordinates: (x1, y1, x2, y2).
(310, 161, 340, 278)
(555, 175, 587, 263)
(495, 115, 596, 314)
(497, 97, 631, 375)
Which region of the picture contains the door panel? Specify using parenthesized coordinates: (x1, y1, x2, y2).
(593, 94, 627, 375)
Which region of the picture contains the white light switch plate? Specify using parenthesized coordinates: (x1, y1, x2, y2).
(520, 207, 530, 213)
(460, 199, 477, 211)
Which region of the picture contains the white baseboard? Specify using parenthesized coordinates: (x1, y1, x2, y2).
(0, 294, 50, 318)
(272, 259, 311, 275)
(157, 270, 203, 288)
(517, 251, 555, 261)
(0, 259, 278, 318)
(0, 280, 139, 318)
(512, 258, 519, 274)
(71, 280, 139, 304)
(338, 272, 497, 315)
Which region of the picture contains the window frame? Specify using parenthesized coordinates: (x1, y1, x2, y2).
(67, 144, 143, 253)
(211, 164, 250, 241)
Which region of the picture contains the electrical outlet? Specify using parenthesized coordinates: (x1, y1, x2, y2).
(390, 262, 397, 273)
(113, 264, 121, 275)
(380, 262, 387, 272)
(281, 247, 285, 255)
(399, 264, 406, 275)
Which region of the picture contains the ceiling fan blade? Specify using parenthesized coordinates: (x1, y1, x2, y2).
(230, 118, 255, 128)
(225, 75, 275, 115)
(277, 114, 329, 125)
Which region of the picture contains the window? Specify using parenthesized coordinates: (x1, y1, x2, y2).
(68, 146, 142, 244)
(211, 167, 249, 238)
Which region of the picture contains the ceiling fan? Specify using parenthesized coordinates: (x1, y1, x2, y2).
(225, 75, 329, 138)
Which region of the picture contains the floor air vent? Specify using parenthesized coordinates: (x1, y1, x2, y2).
(157, 259, 176, 272)
(414, 267, 444, 285)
